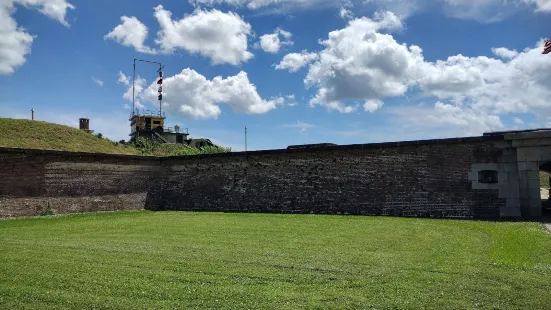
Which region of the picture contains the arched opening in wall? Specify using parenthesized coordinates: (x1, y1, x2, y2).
(539, 162, 551, 216)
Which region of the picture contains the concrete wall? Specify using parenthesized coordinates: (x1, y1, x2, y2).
(147, 136, 507, 219)
(0, 148, 160, 218)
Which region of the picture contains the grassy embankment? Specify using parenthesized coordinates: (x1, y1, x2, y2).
(0, 118, 230, 156)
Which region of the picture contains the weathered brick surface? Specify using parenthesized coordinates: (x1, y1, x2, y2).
(150, 139, 505, 218)
(0, 148, 160, 218)
(0, 136, 506, 219)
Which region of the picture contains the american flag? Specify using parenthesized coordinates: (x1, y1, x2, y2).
(544, 39, 551, 55)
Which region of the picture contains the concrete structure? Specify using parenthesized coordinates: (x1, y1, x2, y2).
(471, 128, 551, 218)
(128, 110, 214, 147)
(1, 129, 551, 219)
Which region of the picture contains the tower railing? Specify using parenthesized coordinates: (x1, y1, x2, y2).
(131, 109, 165, 118)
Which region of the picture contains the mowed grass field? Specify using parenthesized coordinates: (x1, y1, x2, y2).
(1, 212, 550, 309)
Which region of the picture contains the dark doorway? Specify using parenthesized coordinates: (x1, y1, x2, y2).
(539, 162, 551, 217)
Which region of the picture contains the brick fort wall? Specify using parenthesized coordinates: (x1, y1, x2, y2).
(147, 136, 505, 219)
(0, 135, 506, 219)
(0, 148, 161, 218)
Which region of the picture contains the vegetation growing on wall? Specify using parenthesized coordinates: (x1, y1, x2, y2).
(540, 171, 550, 188)
(123, 137, 232, 156)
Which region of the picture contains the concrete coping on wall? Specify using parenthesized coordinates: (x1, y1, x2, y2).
(484, 128, 551, 140)
(168, 134, 505, 160)
(0, 147, 156, 161)
(0, 134, 505, 161)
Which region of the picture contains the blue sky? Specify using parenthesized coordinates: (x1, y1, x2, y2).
(0, 0, 550, 151)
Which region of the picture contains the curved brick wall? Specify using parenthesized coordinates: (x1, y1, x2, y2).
(0, 135, 506, 219)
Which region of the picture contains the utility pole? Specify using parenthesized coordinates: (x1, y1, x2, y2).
(31, 108, 34, 120)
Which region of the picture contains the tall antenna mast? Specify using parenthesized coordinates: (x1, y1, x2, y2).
(132, 58, 164, 116)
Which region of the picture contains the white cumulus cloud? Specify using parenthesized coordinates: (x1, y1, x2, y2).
(363, 0, 551, 22)
(15, 0, 75, 26)
(339, 6, 354, 19)
(154, 5, 253, 65)
(305, 11, 417, 111)
(257, 28, 293, 53)
(0, 0, 74, 75)
(363, 99, 384, 113)
(275, 50, 318, 72)
(300, 10, 551, 136)
(491, 47, 519, 59)
(118, 72, 146, 110)
(125, 69, 281, 120)
(189, 0, 340, 11)
(104, 16, 157, 54)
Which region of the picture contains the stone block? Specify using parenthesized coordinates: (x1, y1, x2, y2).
(471, 163, 498, 171)
(472, 182, 499, 190)
(527, 170, 541, 181)
(505, 130, 551, 141)
(501, 207, 522, 218)
(468, 171, 478, 181)
(518, 161, 538, 171)
(499, 184, 519, 199)
(507, 171, 519, 181)
(500, 206, 521, 218)
(498, 163, 517, 172)
(517, 147, 541, 162)
(539, 146, 551, 161)
(506, 198, 520, 209)
(512, 137, 551, 148)
(498, 154, 517, 163)
(527, 179, 541, 193)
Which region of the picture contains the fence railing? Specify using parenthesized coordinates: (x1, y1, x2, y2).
(131, 109, 166, 118)
(164, 127, 189, 134)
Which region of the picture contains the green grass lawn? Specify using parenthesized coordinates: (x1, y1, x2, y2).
(0, 211, 550, 309)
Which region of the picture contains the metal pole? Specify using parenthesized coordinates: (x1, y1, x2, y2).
(133, 58, 164, 117)
(132, 59, 136, 115)
(31, 108, 34, 120)
(245, 126, 248, 152)
(159, 63, 162, 117)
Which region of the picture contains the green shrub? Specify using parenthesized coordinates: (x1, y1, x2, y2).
(540, 171, 550, 188)
(128, 137, 231, 156)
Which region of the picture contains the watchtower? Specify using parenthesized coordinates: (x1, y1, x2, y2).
(129, 110, 166, 138)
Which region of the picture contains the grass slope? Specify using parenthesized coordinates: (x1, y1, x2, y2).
(0, 118, 231, 156)
(0, 118, 138, 155)
(0, 211, 550, 309)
